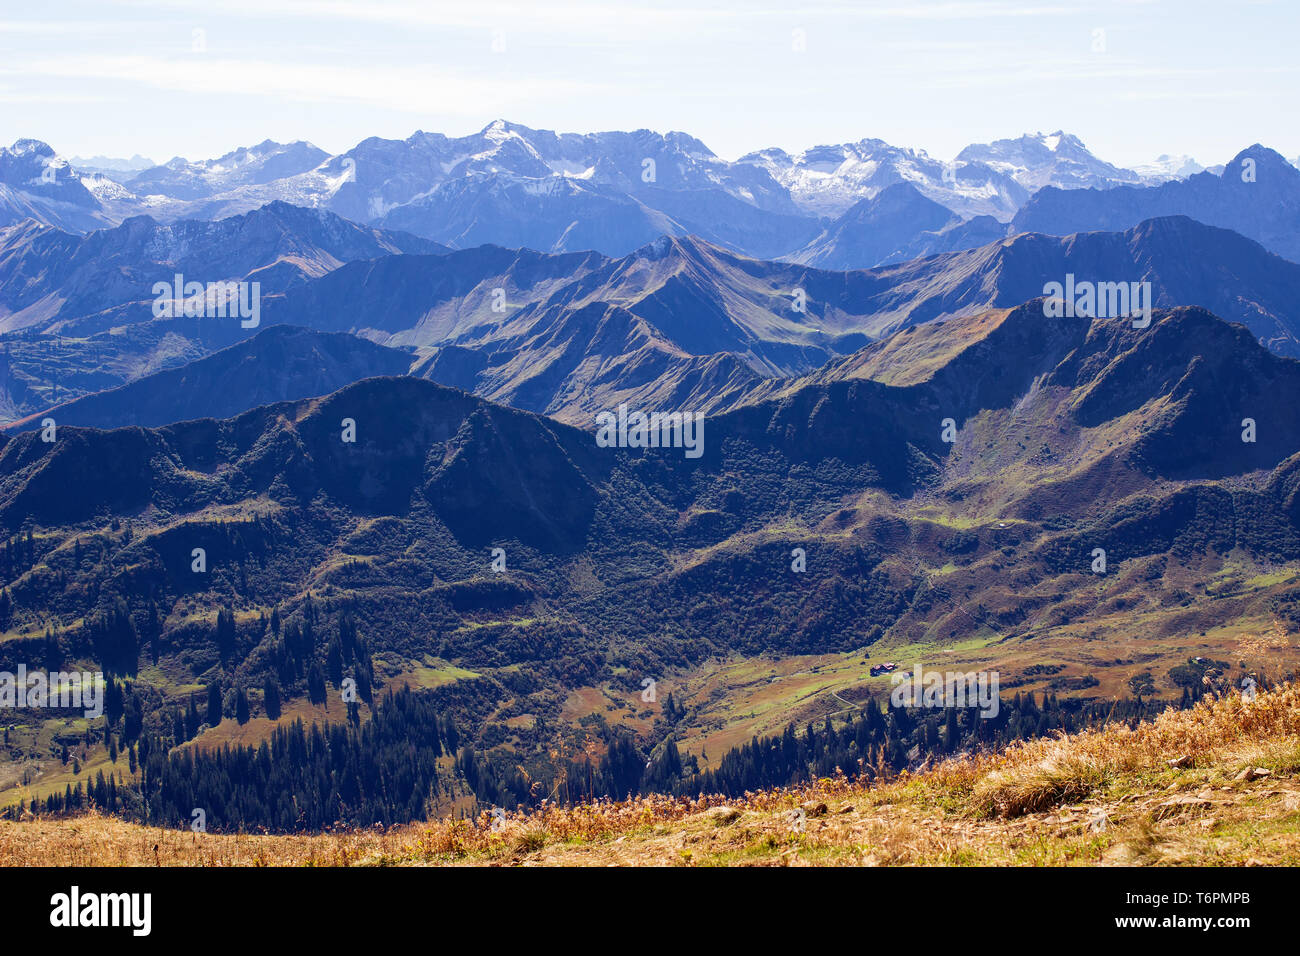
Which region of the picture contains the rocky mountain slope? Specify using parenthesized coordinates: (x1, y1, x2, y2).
(0, 304, 1297, 787)
(0, 201, 446, 336)
(0, 125, 1194, 262)
(0, 300, 1294, 712)
(1013, 145, 1300, 264)
(6, 214, 1299, 431)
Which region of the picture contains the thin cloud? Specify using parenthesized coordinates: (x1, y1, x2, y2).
(96, 0, 1083, 29)
(8, 53, 597, 114)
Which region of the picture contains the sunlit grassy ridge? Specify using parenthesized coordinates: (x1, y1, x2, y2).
(3, 682, 1297, 866)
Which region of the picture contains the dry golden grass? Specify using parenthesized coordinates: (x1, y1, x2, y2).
(0, 816, 412, 867)
(3, 682, 1299, 866)
(956, 679, 1300, 817)
(1237, 617, 1292, 655)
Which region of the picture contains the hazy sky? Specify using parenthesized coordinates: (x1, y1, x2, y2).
(1, 0, 1296, 168)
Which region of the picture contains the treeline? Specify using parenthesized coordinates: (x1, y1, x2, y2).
(143, 686, 458, 831)
(455, 731, 654, 810)
(672, 677, 1281, 799)
(682, 690, 1161, 798)
(458, 687, 1206, 810)
(7, 673, 1282, 830)
(8, 687, 460, 832)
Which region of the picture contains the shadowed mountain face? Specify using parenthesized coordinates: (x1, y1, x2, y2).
(0, 205, 448, 422)
(257, 235, 881, 414)
(1013, 146, 1300, 264)
(796, 215, 1300, 355)
(0, 201, 447, 335)
(788, 182, 1010, 270)
(778, 303, 1300, 482)
(789, 183, 964, 270)
(4, 326, 414, 431)
(273, 215, 1300, 360)
(780, 182, 1013, 269)
(264, 216, 1300, 424)
(34, 303, 1300, 483)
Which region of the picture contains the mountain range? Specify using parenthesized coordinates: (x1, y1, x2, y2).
(1, 299, 1297, 805)
(3, 120, 1300, 824)
(0, 201, 446, 336)
(1014, 145, 1300, 264)
(5, 210, 1300, 431)
(6, 124, 1272, 267)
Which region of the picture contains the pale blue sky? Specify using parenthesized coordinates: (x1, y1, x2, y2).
(1, 0, 1295, 168)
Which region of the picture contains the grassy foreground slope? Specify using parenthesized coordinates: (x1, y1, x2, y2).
(3, 682, 1298, 866)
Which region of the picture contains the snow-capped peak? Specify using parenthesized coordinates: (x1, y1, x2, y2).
(1132, 153, 1205, 183)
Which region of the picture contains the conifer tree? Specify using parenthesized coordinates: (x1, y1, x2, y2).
(206, 680, 223, 727)
(263, 677, 282, 721)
